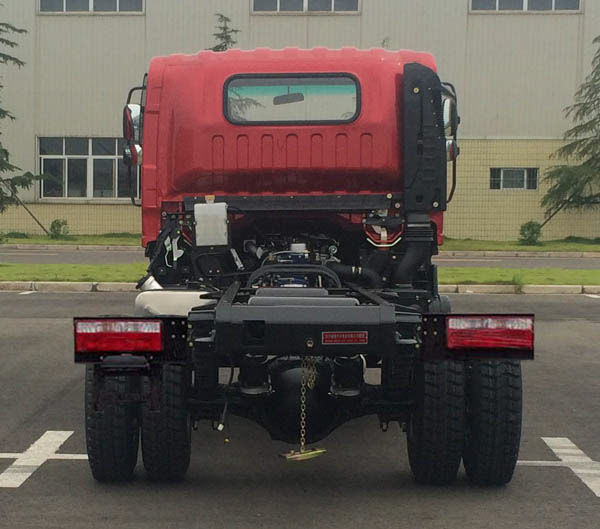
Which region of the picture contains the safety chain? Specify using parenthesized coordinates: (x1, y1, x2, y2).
(299, 355, 317, 453)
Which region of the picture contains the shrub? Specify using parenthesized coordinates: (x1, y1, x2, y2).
(49, 219, 69, 239)
(5, 231, 29, 239)
(519, 221, 542, 246)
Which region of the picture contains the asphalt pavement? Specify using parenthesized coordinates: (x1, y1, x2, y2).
(2, 247, 600, 268)
(0, 292, 599, 528)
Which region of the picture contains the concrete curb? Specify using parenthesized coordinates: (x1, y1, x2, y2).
(2, 244, 143, 252)
(0, 281, 599, 294)
(0, 281, 137, 292)
(437, 250, 600, 258)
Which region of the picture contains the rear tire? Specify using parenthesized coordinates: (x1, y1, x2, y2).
(407, 360, 465, 485)
(141, 364, 192, 481)
(85, 365, 140, 482)
(463, 360, 522, 486)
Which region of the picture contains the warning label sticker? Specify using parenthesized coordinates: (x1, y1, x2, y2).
(321, 331, 368, 345)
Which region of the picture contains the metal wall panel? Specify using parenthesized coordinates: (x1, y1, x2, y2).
(463, 11, 582, 138)
(37, 15, 146, 136)
(2, 0, 36, 200)
(1, 0, 596, 205)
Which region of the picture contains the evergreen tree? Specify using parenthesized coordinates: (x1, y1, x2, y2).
(209, 13, 240, 52)
(542, 35, 600, 224)
(209, 14, 263, 121)
(0, 11, 35, 214)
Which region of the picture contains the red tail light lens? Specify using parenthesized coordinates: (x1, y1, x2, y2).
(446, 315, 534, 350)
(75, 319, 163, 354)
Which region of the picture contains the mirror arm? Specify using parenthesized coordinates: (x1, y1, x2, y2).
(446, 121, 459, 204)
(447, 157, 457, 204)
(127, 85, 146, 105)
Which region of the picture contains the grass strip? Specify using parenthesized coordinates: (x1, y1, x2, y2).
(438, 267, 600, 286)
(1, 233, 141, 246)
(0, 263, 147, 282)
(0, 263, 598, 286)
(443, 238, 600, 253)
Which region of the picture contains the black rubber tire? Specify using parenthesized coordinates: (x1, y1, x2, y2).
(84, 365, 140, 482)
(407, 360, 465, 485)
(463, 360, 522, 486)
(141, 365, 192, 481)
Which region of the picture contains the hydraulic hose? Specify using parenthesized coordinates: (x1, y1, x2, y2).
(326, 262, 382, 289)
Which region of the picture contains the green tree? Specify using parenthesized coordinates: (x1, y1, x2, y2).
(209, 14, 263, 122)
(0, 11, 35, 214)
(209, 13, 240, 52)
(541, 35, 600, 226)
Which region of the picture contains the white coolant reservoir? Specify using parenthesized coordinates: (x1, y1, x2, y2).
(194, 202, 229, 248)
(134, 290, 212, 317)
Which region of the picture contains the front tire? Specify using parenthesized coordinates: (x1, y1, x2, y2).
(84, 365, 140, 482)
(141, 364, 192, 481)
(463, 360, 522, 486)
(407, 360, 465, 485)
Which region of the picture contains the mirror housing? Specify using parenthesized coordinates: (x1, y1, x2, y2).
(123, 104, 142, 166)
(123, 143, 143, 166)
(123, 104, 141, 142)
(442, 97, 458, 137)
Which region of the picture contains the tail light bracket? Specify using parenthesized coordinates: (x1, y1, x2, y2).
(422, 313, 534, 361)
(74, 317, 188, 363)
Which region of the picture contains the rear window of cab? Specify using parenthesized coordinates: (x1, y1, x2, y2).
(224, 74, 360, 125)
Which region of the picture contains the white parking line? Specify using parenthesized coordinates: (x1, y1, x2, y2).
(0, 431, 80, 488)
(0, 432, 598, 493)
(585, 294, 600, 299)
(18, 291, 35, 295)
(543, 437, 600, 496)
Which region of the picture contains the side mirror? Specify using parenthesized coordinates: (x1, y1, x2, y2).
(123, 104, 142, 166)
(123, 104, 141, 142)
(123, 143, 143, 166)
(442, 97, 458, 137)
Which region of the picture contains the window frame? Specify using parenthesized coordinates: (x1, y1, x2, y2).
(38, 0, 145, 15)
(38, 137, 140, 201)
(223, 72, 362, 126)
(251, 0, 361, 15)
(490, 168, 539, 191)
(470, 0, 582, 13)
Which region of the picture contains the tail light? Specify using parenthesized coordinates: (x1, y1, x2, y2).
(74, 319, 163, 354)
(446, 315, 534, 351)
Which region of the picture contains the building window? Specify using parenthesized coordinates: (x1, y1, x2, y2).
(490, 168, 538, 190)
(471, 0, 580, 10)
(252, 0, 359, 13)
(40, 0, 143, 13)
(39, 137, 139, 199)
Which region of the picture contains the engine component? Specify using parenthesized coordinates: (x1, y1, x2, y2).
(326, 262, 382, 289)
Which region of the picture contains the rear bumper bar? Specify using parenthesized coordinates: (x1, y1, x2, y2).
(74, 284, 534, 363)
